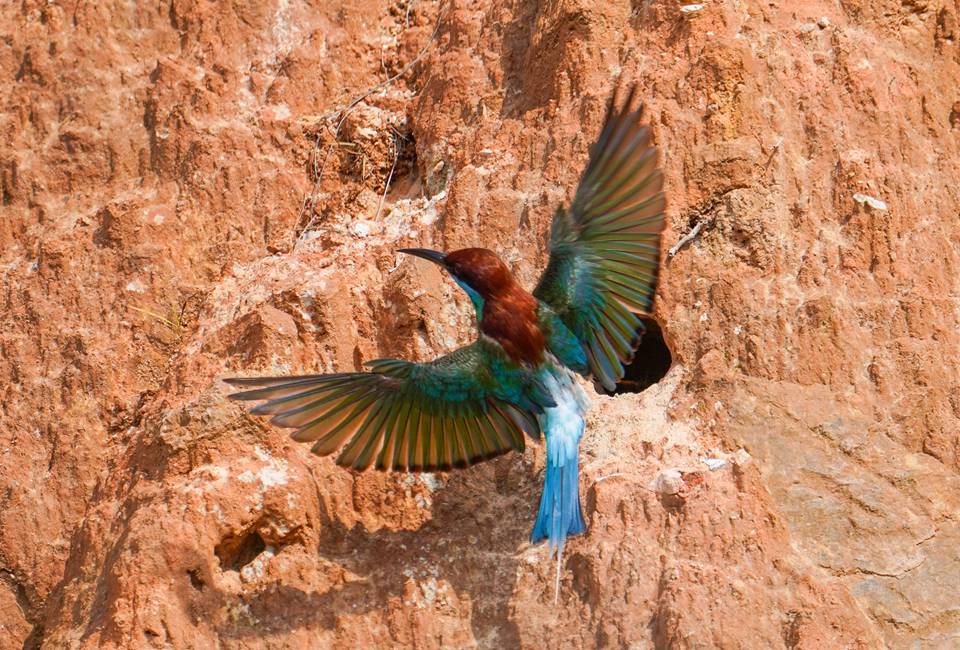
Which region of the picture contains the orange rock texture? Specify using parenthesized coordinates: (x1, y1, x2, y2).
(1, 0, 958, 648)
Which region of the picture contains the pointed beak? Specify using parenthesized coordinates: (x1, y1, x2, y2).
(398, 248, 448, 267)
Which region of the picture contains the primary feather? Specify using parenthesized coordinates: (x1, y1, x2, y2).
(534, 85, 665, 390)
(225, 337, 552, 472)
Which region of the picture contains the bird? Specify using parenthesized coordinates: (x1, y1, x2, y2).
(225, 85, 664, 597)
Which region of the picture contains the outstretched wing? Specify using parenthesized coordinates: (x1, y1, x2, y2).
(225, 338, 553, 472)
(533, 85, 665, 391)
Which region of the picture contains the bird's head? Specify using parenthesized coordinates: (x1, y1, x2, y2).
(398, 247, 514, 316)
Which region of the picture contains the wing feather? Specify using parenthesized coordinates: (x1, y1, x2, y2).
(534, 85, 666, 390)
(225, 338, 548, 472)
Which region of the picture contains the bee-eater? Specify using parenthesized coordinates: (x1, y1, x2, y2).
(226, 86, 664, 590)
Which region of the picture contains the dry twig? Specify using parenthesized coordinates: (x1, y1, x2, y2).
(668, 218, 711, 257)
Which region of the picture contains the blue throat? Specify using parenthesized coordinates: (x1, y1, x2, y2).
(454, 277, 485, 321)
(530, 367, 589, 554)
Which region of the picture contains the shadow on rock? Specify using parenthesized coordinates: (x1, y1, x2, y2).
(212, 456, 539, 646)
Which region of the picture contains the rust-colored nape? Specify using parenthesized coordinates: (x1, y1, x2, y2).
(445, 248, 545, 365)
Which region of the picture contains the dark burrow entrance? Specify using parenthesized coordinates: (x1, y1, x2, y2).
(215, 529, 267, 572)
(610, 317, 673, 395)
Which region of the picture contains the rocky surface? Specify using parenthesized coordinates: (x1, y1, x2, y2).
(1, 0, 958, 648)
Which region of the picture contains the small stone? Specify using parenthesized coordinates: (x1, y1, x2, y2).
(852, 193, 887, 210)
(702, 457, 729, 471)
(818, 16, 831, 28)
(698, 349, 730, 382)
(650, 469, 684, 496)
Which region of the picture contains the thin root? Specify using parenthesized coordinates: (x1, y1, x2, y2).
(594, 472, 624, 484)
(375, 134, 400, 222)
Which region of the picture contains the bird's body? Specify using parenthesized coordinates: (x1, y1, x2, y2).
(226, 86, 665, 586)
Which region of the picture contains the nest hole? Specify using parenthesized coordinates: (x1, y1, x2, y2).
(187, 568, 206, 592)
(612, 317, 672, 394)
(215, 530, 266, 572)
(385, 126, 420, 200)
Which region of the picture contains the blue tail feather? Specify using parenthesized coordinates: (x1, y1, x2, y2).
(530, 452, 586, 550)
(529, 368, 589, 554)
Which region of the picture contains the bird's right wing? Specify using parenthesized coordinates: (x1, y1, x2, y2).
(533, 85, 665, 391)
(225, 338, 553, 472)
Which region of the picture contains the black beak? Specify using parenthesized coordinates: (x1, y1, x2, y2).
(398, 248, 448, 267)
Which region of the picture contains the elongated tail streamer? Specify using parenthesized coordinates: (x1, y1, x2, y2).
(529, 369, 589, 603)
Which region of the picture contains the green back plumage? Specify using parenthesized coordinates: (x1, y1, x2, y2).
(226, 337, 554, 472)
(536, 301, 589, 374)
(534, 85, 665, 390)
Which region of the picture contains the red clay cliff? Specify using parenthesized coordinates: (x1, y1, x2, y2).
(1, 1, 958, 648)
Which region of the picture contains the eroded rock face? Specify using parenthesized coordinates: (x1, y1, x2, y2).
(1, 0, 957, 647)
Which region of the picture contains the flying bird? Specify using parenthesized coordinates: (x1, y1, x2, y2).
(225, 85, 665, 593)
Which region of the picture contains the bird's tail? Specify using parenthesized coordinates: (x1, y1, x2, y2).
(530, 445, 586, 552)
(529, 369, 587, 554)
(531, 414, 585, 605)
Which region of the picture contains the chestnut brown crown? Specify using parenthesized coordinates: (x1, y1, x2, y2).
(443, 248, 516, 298)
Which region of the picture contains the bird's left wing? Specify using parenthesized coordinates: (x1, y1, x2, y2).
(225, 338, 551, 472)
(533, 85, 665, 391)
